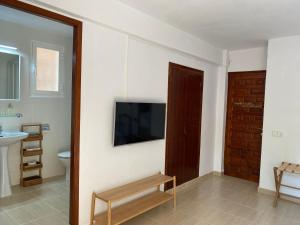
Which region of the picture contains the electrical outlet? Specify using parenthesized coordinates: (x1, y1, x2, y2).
(42, 124, 50, 131)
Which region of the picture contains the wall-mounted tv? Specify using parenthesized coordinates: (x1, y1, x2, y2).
(113, 102, 166, 146)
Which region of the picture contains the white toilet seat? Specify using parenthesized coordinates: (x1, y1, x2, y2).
(58, 151, 70, 159)
(58, 151, 71, 181)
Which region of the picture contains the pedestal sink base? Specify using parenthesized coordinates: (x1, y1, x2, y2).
(0, 146, 12, 198)
(0, 131, 28, 198)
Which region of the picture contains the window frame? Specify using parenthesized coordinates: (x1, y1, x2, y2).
(31, 40, 65, 97)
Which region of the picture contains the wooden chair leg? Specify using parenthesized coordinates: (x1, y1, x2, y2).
(273, 170, 283, 207)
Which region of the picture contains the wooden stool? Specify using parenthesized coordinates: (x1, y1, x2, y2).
(273, 162, 300, 207)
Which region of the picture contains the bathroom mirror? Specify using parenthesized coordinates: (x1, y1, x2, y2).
(0, 51, 20, 100)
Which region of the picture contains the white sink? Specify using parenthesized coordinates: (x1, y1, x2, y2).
(0, 131, 29, 198)
(0, 131, 29, 146)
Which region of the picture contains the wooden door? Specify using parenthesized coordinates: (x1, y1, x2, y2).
(224, 71, 266, 183)
(165, 63, 203, 188)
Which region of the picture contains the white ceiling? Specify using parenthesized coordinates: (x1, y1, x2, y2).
(0, 6, 73, 37)
(118, 0, 300, 50)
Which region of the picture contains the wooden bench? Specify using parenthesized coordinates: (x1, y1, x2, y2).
(273, 162, 300, 207)
(90, 173, 176, 225)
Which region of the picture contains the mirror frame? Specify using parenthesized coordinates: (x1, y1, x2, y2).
(0, 48, 21, 101)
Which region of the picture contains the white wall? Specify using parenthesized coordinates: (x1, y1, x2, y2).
(213, 51, 229, 172)
(228, 47, 268, 72)
(80, 22, 219, 224)
(260, 36, 300, 197)
(0, 19, 73, 185)
(27, 0, 223, 65)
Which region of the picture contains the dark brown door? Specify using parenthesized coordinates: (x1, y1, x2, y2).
(224, 71, 266, 183)
(165, 63, 203, 188)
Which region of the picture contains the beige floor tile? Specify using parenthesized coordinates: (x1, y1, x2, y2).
(0, 177, 69, 225)
(134, 175, 300, 225)
(31, 213, 69, 225)
(2, 174, 300, 225)
(25, 202, 58, 218)
(0, 192, 37, 210)
(31, 186, 61, 200)
(145, 206, 188, 225)
(5, 205, 37, 225)
(61, 208, 70, 218)
(0, 211, 17, 225)
(44, 196, 69, 211)
(123, 214, 160, 225)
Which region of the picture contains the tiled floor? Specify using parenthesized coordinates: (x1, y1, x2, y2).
(3, 175, 299, 225)
(0, 177, 69, 225)
(123, 175, 300, 225)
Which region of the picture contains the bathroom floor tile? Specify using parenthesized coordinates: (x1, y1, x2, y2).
(0, 211, 17, 225)
(5, 205, 37, 224)
(44, 196, 69, 211)
(0, 177, 69, 225)
(31, 213, 69, 225)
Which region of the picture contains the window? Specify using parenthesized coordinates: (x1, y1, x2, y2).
(31, 41, 64, 97)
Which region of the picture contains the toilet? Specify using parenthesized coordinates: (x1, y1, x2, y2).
(58, 151, 71, 181)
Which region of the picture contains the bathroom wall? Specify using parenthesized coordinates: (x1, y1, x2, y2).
(0, 19, 73, 185)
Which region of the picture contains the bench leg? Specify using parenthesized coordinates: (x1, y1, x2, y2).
(107, 201, 112, 225)
(90, 193, 96, 225)
(273, 169, 283, 207)
(173, 176, 176, 209)
(157, 171, 161, 191)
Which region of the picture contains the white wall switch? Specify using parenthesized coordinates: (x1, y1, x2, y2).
(272, 130, 283, 138)
(42, 123, 50, 131)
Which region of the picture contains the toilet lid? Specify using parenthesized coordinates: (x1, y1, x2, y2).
(58, 151, 71, 158)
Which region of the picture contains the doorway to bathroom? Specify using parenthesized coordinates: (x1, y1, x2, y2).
(0, 1, 81, 225)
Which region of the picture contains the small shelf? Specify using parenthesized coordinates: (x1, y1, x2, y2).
(23, 134, 43, 142)
(91, 174, 176, 225)
(96, 174, 174, 202)
(23, 162, 42, 171)
(23, 148, 43, 157)
(20, 124, 43, 187)
(22, 176, 42, 187)
(22, 123, 42, 126)
(94, 191, 173, 225)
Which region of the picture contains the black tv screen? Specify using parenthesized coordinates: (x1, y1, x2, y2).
(114, 102, 166, 146)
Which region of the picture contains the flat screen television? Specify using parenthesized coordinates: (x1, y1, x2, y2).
(113, 102, 166, 146)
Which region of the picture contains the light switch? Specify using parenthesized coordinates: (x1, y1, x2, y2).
(42, 124, 50, 131)
(272, 130, 283, 138)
